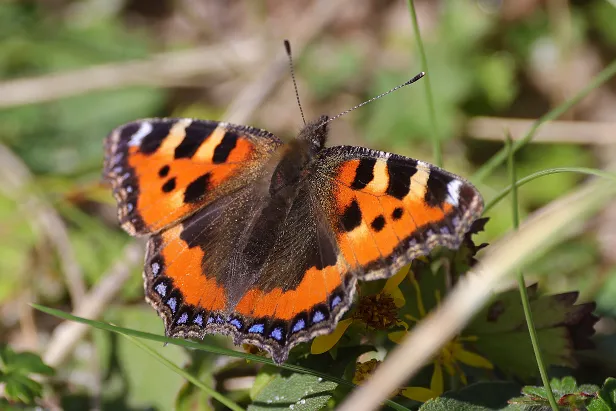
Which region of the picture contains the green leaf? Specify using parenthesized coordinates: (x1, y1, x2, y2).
(419, 382, 521, 411)
(0, 345, 54, 404)
(596, 378, 616, 410)
(94, 306, 188, 411)
(251, 365, 280, 400)
(466, 288, 596, 380)
(510, 377, 600, 410)
(521, 385, 548, 398)
(4, 374, 43, 405)
(248, 373, 337, 411)
(128, 337, 240, 411)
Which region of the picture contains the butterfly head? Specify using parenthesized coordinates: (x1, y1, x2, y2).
(297, 115, 329, 153)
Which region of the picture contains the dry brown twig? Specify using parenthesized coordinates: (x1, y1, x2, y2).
(339, 176, 616, 411)
(467, 116, 616, 145)
(0, 39, 261, 109)
(43, 241, 143, 367)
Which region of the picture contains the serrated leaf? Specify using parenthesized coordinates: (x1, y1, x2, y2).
(251, 365, 280, 400)
(248, 373, 337, 411)
(6, 351, 54, 376)
(554, 376, 578, 393)
(0, 345, 54, 404)
(419, 381, 521, 411)
(587, 399, 612, 411)
(521, 386, 548, 398)
(597, 378, 616, 409)
(466, 288, 596, 379)
(513, 377, 601, 410)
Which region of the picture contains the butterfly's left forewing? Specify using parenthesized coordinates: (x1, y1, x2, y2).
(104, 118, 282, 235)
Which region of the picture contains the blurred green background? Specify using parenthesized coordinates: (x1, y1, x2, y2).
(1, 0, 616, 409)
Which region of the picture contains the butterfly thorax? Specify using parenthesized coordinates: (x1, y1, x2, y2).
(269, 115, 329, 195)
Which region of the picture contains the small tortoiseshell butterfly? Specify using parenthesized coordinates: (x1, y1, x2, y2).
(103, 74, 483, 364)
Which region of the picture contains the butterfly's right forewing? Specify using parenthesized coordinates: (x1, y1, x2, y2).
(308, 146, 484, 281)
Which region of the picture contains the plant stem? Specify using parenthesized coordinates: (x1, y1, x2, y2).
(506, 136, 559, 411)
(407, 0, 442, 167)
(483, 167, 616, 213)
(473, 59, 616, 184)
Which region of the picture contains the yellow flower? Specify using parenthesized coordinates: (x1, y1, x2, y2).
(311, 318, 354, 355)
(392, 274, 493, 402)
(315, 263, 493, 403)
(310, 267, 409, 355)
(382, 265, 409, 308)
(401, 362, 443, 403)
(398, 336, 494, 402)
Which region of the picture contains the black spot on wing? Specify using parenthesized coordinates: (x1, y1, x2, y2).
(162, 177, 176, 193)
(371, 215, 386, 232)
(386, 158, 417, 200)
(174, 122, 215, 159)
(212, 131, 238, 164)
(184, 173, 211, 203)
(140, 123, 172, 154)
(425, 173, 453, 208)
(158, 165, 170, 177)
(341, 200, 362, 232)
(351, 158, 376, 190)
(392, 207, 403, 220)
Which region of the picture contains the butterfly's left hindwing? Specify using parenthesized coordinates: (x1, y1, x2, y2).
(143, 180, 356, 364)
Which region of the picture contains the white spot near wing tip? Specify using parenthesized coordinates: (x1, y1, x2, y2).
(446, 179, 463, 207)
(127, 121, 153, 147)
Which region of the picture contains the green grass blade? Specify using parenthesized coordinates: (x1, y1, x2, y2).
(122, 333, 244, 411)
(407, 0, 442, 167)
(32, 304, 411, 411)
(472, 59, 616, 184)
(484, 167, 616, 213)
(506, 136, 558, 411)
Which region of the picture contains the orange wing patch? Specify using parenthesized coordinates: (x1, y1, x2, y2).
(104, 119, 281, 235)
(323, 153, 465, 278)
(235, 260, 346, 320)
(156, 225, 227, 311)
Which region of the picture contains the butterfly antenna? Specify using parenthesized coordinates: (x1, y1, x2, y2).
(284, 40, 306, 125)
(319, 72, 426, 127)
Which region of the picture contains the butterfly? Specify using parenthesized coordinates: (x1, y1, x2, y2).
(103, 102, 483, 365)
